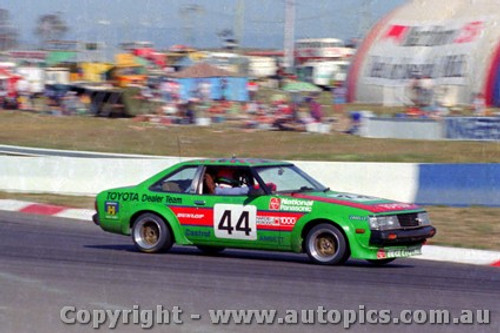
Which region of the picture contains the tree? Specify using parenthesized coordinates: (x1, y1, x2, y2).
(0, 9, 18, 50)
(34, 12, 69, 46)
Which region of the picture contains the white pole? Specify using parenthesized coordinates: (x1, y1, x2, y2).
(283, 0, 295, 71)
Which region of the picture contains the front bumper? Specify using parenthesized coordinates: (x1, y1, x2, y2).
(369, 226, 436, 246)
(92, 213, 100, 226)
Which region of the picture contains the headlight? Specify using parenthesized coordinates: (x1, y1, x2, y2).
(417, 212, 431, 226)
(369, 216, 400, 231)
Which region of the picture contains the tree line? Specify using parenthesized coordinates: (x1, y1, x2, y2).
(0, 9, 68, 50)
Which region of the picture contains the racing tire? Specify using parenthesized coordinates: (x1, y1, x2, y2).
(366, 258, 396, 265)
(305, 223, 349, 265)
(132, 213, 173, 253)
(196, 245, 225, 255)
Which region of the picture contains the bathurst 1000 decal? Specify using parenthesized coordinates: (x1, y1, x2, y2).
(170, 206, 303, 233)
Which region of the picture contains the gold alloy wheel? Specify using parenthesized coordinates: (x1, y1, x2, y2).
(315, 234, 337, 257)
(306, 225, 346, 264)
(133, 218, 163, 250)
(132, 213, 174, 253)
(142, 222, 160, 245)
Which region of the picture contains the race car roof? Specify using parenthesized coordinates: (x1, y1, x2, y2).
(182, 158, 291, 167)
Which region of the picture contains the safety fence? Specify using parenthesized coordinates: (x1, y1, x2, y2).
(0, 153, 498, 206)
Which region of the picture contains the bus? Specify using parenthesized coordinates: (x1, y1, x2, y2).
(296, 60, 350, 87)
(295, 38, 355, 65)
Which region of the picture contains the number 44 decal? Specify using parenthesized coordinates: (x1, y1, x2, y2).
(214, 204, 257, 240)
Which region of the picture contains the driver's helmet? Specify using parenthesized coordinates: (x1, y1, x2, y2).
(216, 168, 238, 186)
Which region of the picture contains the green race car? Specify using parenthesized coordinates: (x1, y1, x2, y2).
(93, 158, 436, 265)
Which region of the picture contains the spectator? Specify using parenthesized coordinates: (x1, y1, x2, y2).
(200, 80, 211, 102)
(160, 79, 170, 102)
(308, 97, 323, 123)
(420, 75, 434, 108)
(346, 111, 361, 135)
(472, 93, 486, 116)
(247, 80, 258, 101)
(220, 78, 228, 101)
(409, 73, 423, 107)
(332, 81, 347, 114)
(185, 100, 196, 124)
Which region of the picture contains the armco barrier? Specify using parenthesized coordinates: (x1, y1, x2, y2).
(0, 155, 498, 206)
(415, 163, 500, 206)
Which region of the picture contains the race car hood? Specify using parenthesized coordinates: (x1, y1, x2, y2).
(290, 191, 422, 214)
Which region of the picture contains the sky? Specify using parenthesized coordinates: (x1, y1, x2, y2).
(1, 0, 407, 50)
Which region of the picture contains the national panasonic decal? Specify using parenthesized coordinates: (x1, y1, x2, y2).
(269, 198, 313, 212)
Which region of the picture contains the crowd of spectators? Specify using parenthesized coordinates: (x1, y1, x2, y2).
(3, 73, 496, 137)
(133, 77, 336, 132)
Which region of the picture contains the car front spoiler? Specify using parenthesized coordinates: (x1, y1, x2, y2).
(369, 226, 436, 246)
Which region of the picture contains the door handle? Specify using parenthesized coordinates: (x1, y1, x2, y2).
(194, 200, 206, 206)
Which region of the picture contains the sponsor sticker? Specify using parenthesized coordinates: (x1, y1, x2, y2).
(377, 249, 386, 259)
(269, 197, 313, 212)
(259, 235, 284, 243)
(104, 201, 119, 217)
(185, 229, 211, 238)
(386, 246, 422, 258)
(176, 213, 205, 219)
(349, 215, 368, 221)
(256, 216, 280, 226)
(257, 216, 297, 227)
(269, 198, 281, 210)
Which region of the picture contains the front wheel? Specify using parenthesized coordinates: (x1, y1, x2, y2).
(305, 224, 349, 265)
(132, 213, 173, 253)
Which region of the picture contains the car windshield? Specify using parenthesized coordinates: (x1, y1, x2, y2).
(254, 165, 327, 193)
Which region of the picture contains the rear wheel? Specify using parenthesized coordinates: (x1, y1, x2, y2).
(196, 245, 225, 255)
(132, 213, 173, 253)
(305, 223, 349, 265)
(366, 258, 396, 265)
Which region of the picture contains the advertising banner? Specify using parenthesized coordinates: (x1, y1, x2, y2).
(363, 20, 484, 86)
(445, 117, 500, 141)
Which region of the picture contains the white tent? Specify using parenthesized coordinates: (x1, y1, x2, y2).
(347, 0, 500, 106)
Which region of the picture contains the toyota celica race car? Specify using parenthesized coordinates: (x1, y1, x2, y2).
(93, 158, 436, 265)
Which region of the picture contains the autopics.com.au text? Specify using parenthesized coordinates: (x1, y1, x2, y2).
(60, 305, 491, 329)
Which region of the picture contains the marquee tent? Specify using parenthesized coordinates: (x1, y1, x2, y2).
(347, 0, 500, 106)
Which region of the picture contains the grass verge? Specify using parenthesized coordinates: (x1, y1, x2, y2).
(0, 111, 499, 163)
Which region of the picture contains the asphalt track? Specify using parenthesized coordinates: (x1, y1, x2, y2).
(0, 211, 498, 333)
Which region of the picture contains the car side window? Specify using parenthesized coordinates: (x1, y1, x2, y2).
(201, 167, 255, 196)
(150, 166, 198, 193)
